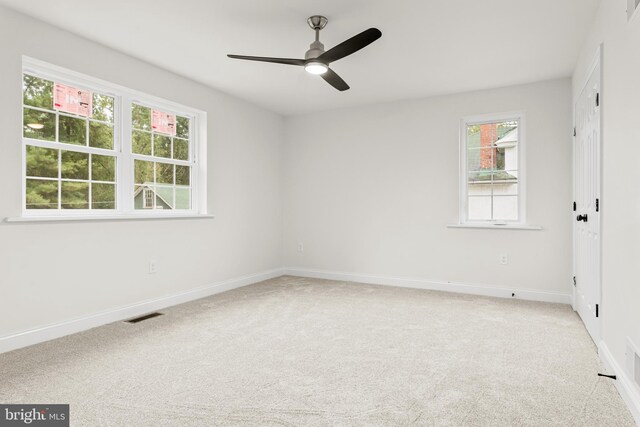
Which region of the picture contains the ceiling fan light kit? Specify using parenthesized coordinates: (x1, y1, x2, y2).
(304, 62, 328, 75)
(227, 15, 382, 91)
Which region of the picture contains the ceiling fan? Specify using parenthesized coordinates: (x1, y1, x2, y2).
(227, 16, 382, 91)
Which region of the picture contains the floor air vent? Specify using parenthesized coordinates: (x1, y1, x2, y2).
(125, 312, 164, 323)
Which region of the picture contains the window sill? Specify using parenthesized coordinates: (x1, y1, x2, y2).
(3, 214, 215, 224)
(447, 223, 542, 231)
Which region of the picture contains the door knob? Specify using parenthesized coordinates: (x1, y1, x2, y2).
(577, 214, 588, 222)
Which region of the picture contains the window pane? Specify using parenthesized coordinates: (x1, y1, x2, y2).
(495, 124, 518, 147)
(92, 94, 114, 123)
(61, 150, 89, 180)
(92, 183, 115, 209)
(176, 165, 190, 186)
(144, 187, 155, 209)
(493, 171, 518, 196)
(467, 148, 480, 171)
(466, 125, 481, 148)
(496, 148, 506, 170)
(154, 135, 172, 158)
(132, 104, 151, 131)
(134, 160, 154, 184)
(493, 196, 518, 221)
(26, 146, 58, 178)
(23, 108, 55, 141)
(59, 115, 86, 145)
(89, 122, 113, 149)
(92, 154, 116, 182)
(176, 116, 189, 139)
(132, 130, 151, 155)
(156, 162, 173, 184)
(133, 185, 161, 209)
(154, 185, 174, 210)
(467, 148, 495, 172)
(173, 138, 189, 160)
(468, 196, 492, 221)
(175, 186, 190, 210)
(23, 75, 53, 109)
(492, 122, 518, 170)
(500, 135, 519, 171)
(61, 181, 89, 209)
(135, 185, 152, 209)
(467, 179, 492, 197)
(26, 179, 58, 209)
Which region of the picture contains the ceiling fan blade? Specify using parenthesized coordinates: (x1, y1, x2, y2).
(227, 55, 305, 66)
(321, 68, 350, 91)
(318, 28, 382, 64)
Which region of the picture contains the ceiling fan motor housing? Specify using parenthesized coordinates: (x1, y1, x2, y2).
(305, 40, 325, 60)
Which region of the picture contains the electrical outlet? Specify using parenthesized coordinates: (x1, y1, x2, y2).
(297, 243, 304, 253)
(149, 260, 158, 274)
(500, 253, 509, 265)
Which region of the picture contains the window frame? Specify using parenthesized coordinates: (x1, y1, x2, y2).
(459, 111, 526, 226)
(21, 56, 207, 219)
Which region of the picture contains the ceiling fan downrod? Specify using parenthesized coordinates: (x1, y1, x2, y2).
(305, 15, 328, 60)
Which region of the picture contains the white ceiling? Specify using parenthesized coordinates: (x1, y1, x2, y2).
(0, 0, 600, 115)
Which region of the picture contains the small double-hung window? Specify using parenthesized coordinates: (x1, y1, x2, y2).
(21, 58, 206, 218)
(460, 113, 525, 224)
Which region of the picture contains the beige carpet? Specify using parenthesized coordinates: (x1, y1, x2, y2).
(0, 276, 634, 426)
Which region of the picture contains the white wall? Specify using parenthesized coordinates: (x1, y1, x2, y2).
(283, 79, 573, 299)
(0, 7, 284, 338)
(573, 0, 640, 416)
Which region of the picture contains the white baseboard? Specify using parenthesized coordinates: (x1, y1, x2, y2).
(0, 267, 573, 355)
(0, 268, 285, 354)
(599, 341, 640, 425)
(284, 267, 573, 305)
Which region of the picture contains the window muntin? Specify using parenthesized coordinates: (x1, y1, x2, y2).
(23, 74, 117, 211)
(21, 59, 204, 218)
(462, 115, 522, 223)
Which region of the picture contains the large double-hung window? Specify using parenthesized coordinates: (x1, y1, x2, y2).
(21, 58, 206, 218)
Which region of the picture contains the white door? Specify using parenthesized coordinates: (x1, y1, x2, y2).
(574, 53, 601, 344)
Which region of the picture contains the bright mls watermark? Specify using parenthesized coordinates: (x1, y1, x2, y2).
(0, 405, 68, 426)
